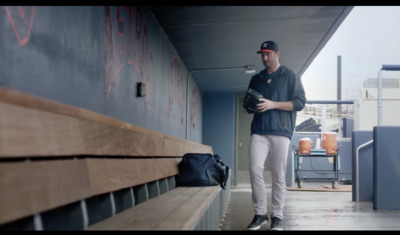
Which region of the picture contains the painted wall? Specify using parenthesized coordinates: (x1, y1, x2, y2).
(1, 6, 202, 143)
(203, 93, 236, 183)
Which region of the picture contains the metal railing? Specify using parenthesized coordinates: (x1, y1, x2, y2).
(355, 139, 373, 202)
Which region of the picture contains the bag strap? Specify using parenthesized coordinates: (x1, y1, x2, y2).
(221, 165, 229, 189)
(214, 154, 229, 190)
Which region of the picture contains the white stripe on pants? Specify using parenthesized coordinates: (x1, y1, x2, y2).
(248, 134, 290, 219)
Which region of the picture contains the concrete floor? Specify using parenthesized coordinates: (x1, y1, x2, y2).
(220, 182, 400, 231)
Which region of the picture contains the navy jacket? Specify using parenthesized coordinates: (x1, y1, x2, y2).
(244, 66, 306, 140)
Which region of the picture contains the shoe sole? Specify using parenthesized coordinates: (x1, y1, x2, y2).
(247, 220, 267, 230)
(270, 227, 283, 231)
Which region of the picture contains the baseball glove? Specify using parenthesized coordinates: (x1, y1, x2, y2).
(243, 88, 263, 113)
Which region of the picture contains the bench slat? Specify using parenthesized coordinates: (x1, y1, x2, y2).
(0, 86, 213, 158)
(0, 159, 91, 225)
(87, 158, 180, 195)
(87, 186, 220, 230)
(155, 186, 221, 230)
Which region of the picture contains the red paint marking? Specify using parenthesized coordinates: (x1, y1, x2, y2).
(144, 50, 154, 110)
(167, 57, 185, 125)
(104, 6, 125, 96)
(17, 6, 26, 18)
(103, 6, 154, 109)
(133, 7, 142, 74)
(4, 6, 36, 46)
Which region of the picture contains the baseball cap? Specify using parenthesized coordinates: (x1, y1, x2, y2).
(257, 40, 279, 54)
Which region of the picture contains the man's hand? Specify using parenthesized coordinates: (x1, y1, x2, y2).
(256, 98, 275, 112)
(256, 98, 293, 112)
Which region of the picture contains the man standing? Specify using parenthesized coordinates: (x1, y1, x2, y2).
(243, 40, 306, 230)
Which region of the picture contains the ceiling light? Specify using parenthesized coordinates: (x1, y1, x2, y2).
(245, 65, 256, 74)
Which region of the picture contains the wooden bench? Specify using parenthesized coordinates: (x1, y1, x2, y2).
(0, 87, 230, 230)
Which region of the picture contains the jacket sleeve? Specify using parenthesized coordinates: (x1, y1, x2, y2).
(290, 73, 307, 111)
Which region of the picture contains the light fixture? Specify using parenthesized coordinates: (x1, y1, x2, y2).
(187, 65, 256, 77)
(185, 65, 256, 140)
(245, 65, 256, 74)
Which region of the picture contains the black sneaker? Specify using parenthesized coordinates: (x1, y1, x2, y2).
(270, 217, 283, 231)
(247, 214, 268, 230)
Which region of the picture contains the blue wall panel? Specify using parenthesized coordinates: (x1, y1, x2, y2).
(203, 93, 236, 185)
(373, 126, 400, 210)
